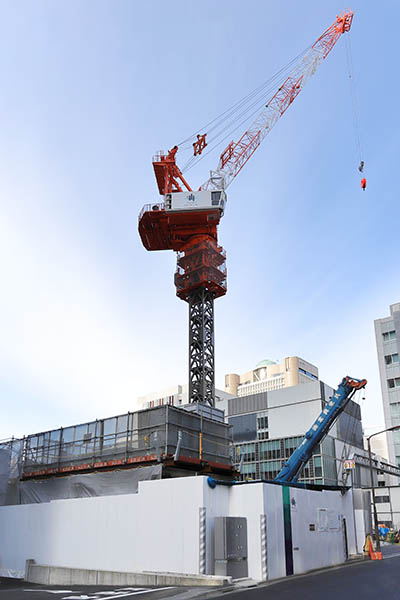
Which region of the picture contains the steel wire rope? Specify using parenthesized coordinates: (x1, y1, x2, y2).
(181, 93, 284, 176)
(181, 47, 319, 175)
(179, 68, 296, 163)
(180, 71, 296, 172)
(345, 35, 363, 166)
(177, 43, 313, 151)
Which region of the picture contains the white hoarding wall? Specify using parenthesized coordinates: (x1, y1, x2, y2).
(0, 476, 204, 579)
(0, 476, 357, 581)
(289, 487, 357, 574)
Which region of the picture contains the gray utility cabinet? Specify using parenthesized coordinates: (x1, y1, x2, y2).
(214, 516, 248, 579)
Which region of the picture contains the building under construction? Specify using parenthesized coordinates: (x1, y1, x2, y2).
(0, 403, 233, 505)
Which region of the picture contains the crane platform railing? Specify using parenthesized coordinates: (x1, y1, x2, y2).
(138, 202, 165, 221)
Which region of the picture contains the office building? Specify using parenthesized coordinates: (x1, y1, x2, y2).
(224, 356, 318, 397)
(216, 379, 366, 486)
(374, 302, 400, 466)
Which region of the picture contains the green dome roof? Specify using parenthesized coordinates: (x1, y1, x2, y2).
(256, 359, 277, 368)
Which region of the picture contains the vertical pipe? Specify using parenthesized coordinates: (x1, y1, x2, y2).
(199, 507, 206, 574)
(260, 514, 268, 580)
(165, 404, 169, 458)
(93, 420, 99, 464)
(368, 438, 381, 552)
(125, 412, 130, 463)
(57, 428, 63, 471)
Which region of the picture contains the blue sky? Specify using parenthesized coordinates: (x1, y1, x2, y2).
(1, 1, 399, 439)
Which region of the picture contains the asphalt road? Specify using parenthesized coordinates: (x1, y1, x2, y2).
(0, 581, 189, 600)
(211, 546, 400, 600)
(2, 545, 400, 600)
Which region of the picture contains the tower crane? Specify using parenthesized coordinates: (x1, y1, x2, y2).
(138, 11, 354, 407)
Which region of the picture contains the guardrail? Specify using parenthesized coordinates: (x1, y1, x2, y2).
(138, 202, 165, 221)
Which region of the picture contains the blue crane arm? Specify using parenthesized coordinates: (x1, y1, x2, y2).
(274, 376, 367, 484)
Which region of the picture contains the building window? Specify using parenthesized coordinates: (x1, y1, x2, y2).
(237, 443, 256, 463)
(390, 403, 400, 422)
(314, 455, 323, 478)
(385, 353, 399, 366)
(260, 460, 284, 480)
(241, 463, 257, 480)
(257, 431, 269, 440)
(257, 415, 268, 430)
(378, 481, 386, 487)
(387, 377, 400, 389)
(298, 367, 318, 381)
(375, 496, 390, 503)
(383, 330, 396, 342)
(284, 436, 304, 458)
(259, 439, 281, 460)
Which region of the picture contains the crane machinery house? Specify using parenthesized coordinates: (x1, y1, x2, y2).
(164, 191, 226, 213)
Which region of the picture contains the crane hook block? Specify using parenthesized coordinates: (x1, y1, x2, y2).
(361, 178, 367, 191)
(193, 134, 207, 157)
(358, 160, 365, 173)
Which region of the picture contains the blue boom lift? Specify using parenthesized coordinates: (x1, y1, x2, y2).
(274, 376, 367, 484)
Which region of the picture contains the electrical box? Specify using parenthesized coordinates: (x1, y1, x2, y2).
(164, 190, 226, 215)
(214, 516, 248, 579)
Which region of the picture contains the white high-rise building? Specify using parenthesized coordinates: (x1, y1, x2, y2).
(374, 302, 400, 466)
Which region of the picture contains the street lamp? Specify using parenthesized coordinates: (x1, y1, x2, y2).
(367, 425, 400, 552)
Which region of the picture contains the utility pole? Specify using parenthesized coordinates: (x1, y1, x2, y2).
(367, 425, 400, 552)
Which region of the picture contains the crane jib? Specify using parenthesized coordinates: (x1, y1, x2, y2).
(200, 10, 354, 191)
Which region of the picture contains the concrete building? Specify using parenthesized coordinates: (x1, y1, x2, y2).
(224, 357, 318, 397)
(216, 380, 366, 487)
(137, 384, 234, 410)
(374, 302, 400, 466)
(370, 485, 400, 529)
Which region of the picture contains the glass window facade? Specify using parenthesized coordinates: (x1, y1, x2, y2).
(233, 434, 331, 485)
(229, 414, 257, 443)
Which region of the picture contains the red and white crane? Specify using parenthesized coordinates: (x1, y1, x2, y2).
(139, 11, 354, 406)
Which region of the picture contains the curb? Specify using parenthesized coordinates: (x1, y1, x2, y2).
(24, 560, 231, 588)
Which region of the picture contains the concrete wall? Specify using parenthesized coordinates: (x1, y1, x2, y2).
(0, 476, 357, 582)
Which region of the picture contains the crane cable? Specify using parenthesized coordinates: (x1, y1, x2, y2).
(176, 43, 314, 172)
(178, 43, 311, 146)
(344, 34, 365, 187)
